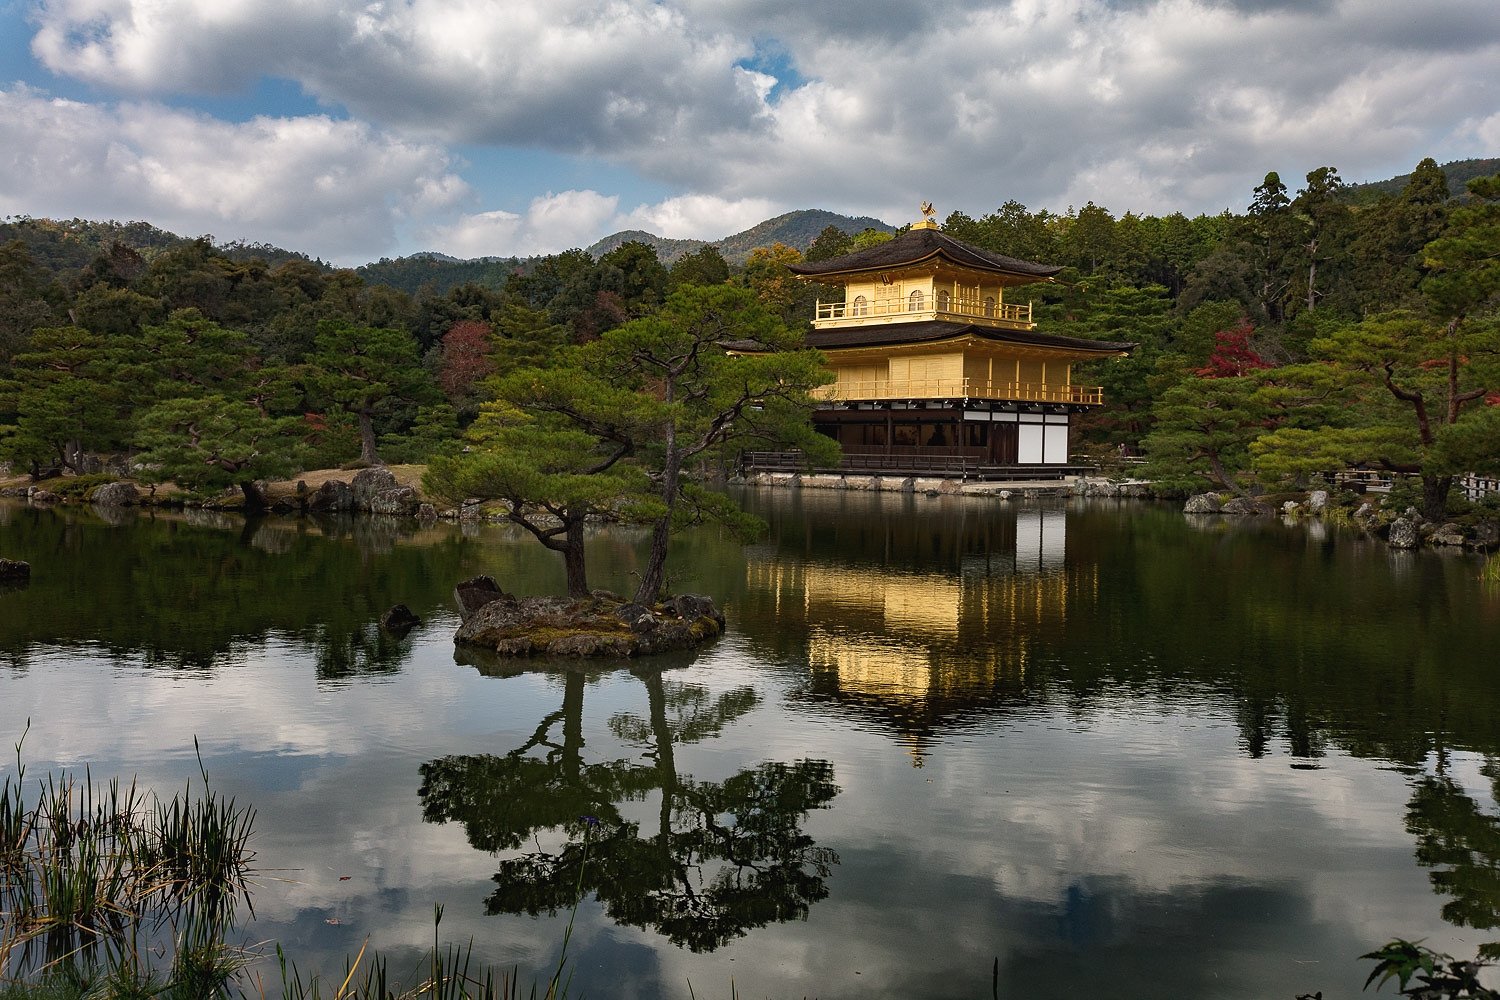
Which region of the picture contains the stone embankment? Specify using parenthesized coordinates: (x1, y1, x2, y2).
(1183, 489, 1498, 552)
(2, 467, 456, 519)
(737, 472, 1153, 501)
(0, 465, 564, 526)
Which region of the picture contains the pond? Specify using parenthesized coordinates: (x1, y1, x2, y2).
(1, 491, 1498, 999)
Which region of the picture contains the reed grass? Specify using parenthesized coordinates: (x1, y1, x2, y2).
(3, 730, 587, 1000)
(1, 729, 256, 996)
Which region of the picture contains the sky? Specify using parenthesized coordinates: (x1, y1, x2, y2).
(0, 0, 1497, 267)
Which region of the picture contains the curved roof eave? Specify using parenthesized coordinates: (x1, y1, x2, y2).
(805, 320, 1135, 355)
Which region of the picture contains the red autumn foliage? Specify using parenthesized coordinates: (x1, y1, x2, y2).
(1195, 321, 1272, 378)
(438, 319, 496, 401)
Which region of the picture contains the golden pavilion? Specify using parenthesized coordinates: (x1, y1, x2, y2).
(775, 209, 1133, 474)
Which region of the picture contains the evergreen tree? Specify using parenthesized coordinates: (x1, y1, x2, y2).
(428, 286, 835, 603)
(0, 240, 57, 362)
(1345, 158, 1451, 314)
(133, 395, 306, 507)
(306, 320, 435, 466)
(1289, 166, 1352, 316)
(1143, 375, 1270, 492)
(803, 226, 852, 263)
(489, 303, 571, 377)
(1243, 171, 1301, 324)
(577, 285, 836, 603)
(424, 398, 651, 597)
(0, 326, 133, 475)
(668, 245, 731, 288)
(597, 240, 669, 314)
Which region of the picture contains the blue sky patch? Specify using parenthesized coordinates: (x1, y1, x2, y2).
(735, 39, 807, 103)
(453, 144, 671, 217)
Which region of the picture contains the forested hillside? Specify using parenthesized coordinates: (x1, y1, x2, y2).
(355, 252, 526, 296)
(0, 217, 321, 276)
(359, 208, 898, 295)
(1, 156, 1496, 519)
(1343, 157, 1500, 203)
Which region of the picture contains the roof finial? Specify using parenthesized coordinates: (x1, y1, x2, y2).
(920, 200, 935, 220)
(915, 200, 938, 230)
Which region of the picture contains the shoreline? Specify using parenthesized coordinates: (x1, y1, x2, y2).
(4, 465, 1496, 555)
(735, 469, 1153, 500)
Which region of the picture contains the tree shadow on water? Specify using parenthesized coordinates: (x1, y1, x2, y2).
(420, 656, 840, 952)
(1406, 756, 1500, 957)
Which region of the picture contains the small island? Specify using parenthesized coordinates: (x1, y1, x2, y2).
(451, 575, 725, 657)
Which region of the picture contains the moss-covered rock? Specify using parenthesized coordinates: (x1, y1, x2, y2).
(453, 591, 726, 658)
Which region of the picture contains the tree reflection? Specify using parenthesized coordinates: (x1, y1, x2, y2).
(0, 504, 470, 673)
(312, 621, 412, 680)
(419, 668, 839, 952)
(1406, 760, 1500, 951)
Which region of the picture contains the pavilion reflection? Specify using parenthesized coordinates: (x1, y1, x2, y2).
(743, 504, 1096, 761)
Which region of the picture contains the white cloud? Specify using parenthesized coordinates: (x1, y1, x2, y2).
(0, 85, 466, 262)
(420, 190, 784, 257)
(418, 189, 619, 258)
(1468, 112, 1500, 152)
(672, 0, 1500, 220)
(30, 0, 768, 151)
(615, 194, 778, 240)
(12, 0, 1500, 259)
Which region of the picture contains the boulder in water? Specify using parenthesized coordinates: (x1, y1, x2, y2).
(309, 480, 354, 513)
(369, 486, 420, 516)
(90, 482, 140, 506)
(379, 604, 422, 633)
(1183, 493, 1221, 514)
(454, 575, 508, 622)
(1388, 517, 1420, 549)
(351, 468, 398, 511)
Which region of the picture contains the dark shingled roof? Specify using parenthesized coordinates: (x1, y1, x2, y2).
(788, 227, 1062, 279)
(719, 338, 774, 353)
(805, 321, 1134, 354)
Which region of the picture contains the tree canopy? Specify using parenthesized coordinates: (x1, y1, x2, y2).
(1, 157, 1496, 523)
(426, 284, 835, 600)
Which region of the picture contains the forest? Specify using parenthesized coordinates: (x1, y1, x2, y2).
(0, 155, 1497, 521)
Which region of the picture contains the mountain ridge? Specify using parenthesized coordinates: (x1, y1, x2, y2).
(583, 209, 898, 264)
(4, 158, 1494, 295)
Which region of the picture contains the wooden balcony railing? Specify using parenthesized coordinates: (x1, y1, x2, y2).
(814, 377, 1104, 405)
(814, 300, 1032, 326)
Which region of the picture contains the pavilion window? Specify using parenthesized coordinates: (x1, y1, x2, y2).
(983, 296, 996, 317)
(937, 289, 950, 311)
(909, 290, 924, 312)
(853, 294, 869, 316)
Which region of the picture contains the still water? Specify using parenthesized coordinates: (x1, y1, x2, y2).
(1, 491, 1498, 999)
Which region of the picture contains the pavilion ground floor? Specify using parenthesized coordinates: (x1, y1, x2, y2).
(742, 400, 1099, 480)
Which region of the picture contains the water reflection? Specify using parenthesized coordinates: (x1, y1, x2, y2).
(740, 494, 1084, 761)
(0, 503, 474, 674)
(1406, 757, 1500, 950)
(7, 494, 1500, 997)
(420, 660, 840, 952)
(735, 490, 1500, 771)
